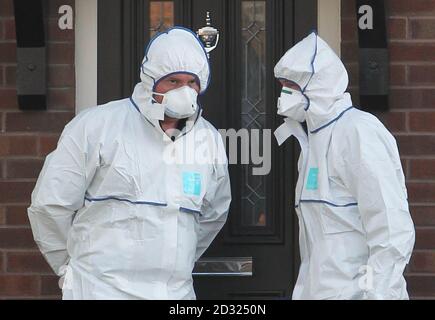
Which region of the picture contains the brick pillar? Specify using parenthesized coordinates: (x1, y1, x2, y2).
(0, 0, 75, 299)
(342, 0, 435, 300)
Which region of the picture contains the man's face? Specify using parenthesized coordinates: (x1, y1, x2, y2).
(279, 79, 302, 91)
(153, 73, 200, 104)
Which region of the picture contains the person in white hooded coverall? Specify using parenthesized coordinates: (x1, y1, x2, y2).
(27, 27, 231, 300)
(274, 32, 415, 300)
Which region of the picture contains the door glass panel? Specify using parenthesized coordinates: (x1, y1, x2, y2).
(241, 1, 267, 227)
(149, 1, 174, 37)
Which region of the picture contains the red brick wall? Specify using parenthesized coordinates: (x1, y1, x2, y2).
(342, 0, 435, 299)
(0, 0, 75, 299)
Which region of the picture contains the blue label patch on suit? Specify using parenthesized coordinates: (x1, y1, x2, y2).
(183, 172, 201, 196)
(306, 167, 319, 190)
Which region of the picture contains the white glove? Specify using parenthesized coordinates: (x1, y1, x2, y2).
(57, 264, 73, 290)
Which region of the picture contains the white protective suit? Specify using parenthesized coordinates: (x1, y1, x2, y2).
(274, 32, 415, 300)
(28, 27, 231, 300)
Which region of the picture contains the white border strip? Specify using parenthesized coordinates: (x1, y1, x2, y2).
(318, 0, 342, 57)
(75, 0, 98, 114)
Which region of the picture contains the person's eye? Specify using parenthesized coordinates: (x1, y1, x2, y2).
(169, 79, 178, 84)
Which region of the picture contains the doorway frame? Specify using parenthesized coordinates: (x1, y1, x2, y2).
(75, 0, 342, 112)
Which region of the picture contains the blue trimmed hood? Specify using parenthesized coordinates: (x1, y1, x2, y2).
(274, 32, 353, 133)
(131, 27, 210, 123)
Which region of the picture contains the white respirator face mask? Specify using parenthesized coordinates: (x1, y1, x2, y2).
(153, 86, 199, 119)
(277, 87, 308, 122)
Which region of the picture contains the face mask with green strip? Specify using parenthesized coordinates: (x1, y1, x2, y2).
(277, 87, 308, 122)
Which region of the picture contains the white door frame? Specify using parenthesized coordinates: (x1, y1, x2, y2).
(75, 0, 98, 114)
(318, 0, 342, 56)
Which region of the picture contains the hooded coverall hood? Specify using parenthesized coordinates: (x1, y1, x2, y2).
(274, 32, 352, 133)
(132, 27, 210, 122)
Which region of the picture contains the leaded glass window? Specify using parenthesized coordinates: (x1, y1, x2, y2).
(241, 1, 267, 227)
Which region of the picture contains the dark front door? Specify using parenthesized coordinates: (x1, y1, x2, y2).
(98, 0, 317, 300)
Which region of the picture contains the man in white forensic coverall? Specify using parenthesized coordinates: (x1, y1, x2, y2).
(28, 27, 231, 300)
(274, 32, 415, 300)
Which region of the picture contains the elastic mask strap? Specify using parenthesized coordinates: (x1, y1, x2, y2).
(151, 92, 165, 104)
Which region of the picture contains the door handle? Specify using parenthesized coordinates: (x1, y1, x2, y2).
(193, 257, 253, 277)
